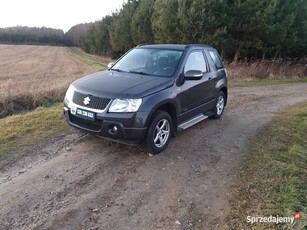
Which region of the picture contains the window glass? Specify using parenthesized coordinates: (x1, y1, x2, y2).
(111, 48, 183, 77)
(184, 51, 207, 74)
(209, 51, 224, 69)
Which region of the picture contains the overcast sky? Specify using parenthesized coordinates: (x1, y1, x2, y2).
(0, 0, 125, 32)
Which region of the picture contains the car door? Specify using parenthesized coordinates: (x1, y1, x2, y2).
(178, 50, 214, 122)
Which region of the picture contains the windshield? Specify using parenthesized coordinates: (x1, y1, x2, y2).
(111, 48, 183, 77)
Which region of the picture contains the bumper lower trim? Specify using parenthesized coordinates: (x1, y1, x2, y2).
(64, 108, 146, 143)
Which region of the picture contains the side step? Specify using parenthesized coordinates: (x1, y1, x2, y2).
(177, 114, 208, 131)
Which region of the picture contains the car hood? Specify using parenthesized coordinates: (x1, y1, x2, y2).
(72, 70, 174, 98)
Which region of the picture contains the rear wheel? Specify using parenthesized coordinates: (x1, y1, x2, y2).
(146, 111, 172, 154)
(213, 91, 225, 119)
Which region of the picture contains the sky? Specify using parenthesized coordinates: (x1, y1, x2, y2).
(0, 0, 125, 32)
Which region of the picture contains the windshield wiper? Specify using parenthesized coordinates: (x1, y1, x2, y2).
(129, 70, 151, 76)
(111, 68, 125, 72)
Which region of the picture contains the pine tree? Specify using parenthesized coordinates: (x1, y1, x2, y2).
(152, 0, 180, 43)
(110, 0, 139, 53)
(131, 0, 155, 44)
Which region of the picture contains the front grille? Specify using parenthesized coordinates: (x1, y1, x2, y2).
(70, 114, 103, 132)
(73, 91, 111, 110)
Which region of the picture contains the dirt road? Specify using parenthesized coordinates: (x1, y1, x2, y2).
(0, 83, 306, 230)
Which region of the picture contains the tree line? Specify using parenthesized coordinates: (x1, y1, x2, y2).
(72, 0, 306, 61)
(0, 26, 72, 46)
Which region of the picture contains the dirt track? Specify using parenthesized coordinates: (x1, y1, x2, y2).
(0, 83, 306, 230)
(68, 47, 109, 67)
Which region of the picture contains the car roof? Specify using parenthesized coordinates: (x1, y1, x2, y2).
(137, 44, 214, 51)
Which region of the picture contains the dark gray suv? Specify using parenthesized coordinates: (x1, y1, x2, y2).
(64, 44, 228, 154)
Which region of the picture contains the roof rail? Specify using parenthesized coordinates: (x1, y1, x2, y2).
(137, 43, 158, 47)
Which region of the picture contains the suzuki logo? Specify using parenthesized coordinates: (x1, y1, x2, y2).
(83, 96, 90, 105)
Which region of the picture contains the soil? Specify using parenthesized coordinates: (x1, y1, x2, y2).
(0, 83, 306, 230)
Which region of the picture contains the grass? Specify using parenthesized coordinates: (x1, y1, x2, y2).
(0, 103, 66, 160)
(229, 77, 307, 87)
(66, 47, 108, 71)
(225, 102, 307, 229)
(71, 47, 114, 63)
(74, 47, 114, 63)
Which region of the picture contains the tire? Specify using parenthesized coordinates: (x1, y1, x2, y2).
(213, 91, 225, 119)
(146, 110, 172, 154)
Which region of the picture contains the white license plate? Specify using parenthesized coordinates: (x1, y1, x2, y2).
(75, 108, 95, 120)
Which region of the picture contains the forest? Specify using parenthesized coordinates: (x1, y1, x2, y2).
(71, 0, 306, 62)
(1, 0, 306, 62)
(0, 26, 71, 46)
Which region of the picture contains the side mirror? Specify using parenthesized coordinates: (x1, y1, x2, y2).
(184, 70, 203, 80)
(108, 62, 114, 69)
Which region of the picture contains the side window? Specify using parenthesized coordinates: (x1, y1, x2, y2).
(208, 50, 224, 69)
(184, 51, 207, 74)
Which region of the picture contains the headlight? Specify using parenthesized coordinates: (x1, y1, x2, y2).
(108, 99, 142, 113)
(65, 84, 75, 102)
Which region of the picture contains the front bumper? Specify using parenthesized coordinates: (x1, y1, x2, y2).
(63, 105, 147, 144)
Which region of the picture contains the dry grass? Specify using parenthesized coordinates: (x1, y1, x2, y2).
(226, 60, 307, 80)
(75, 47, 114, 63)
(0, 44, 99, 117)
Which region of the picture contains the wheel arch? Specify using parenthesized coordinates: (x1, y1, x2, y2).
(145, 101, 177, 134)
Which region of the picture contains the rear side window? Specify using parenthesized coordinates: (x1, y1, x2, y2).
(209, 50, 224, 69)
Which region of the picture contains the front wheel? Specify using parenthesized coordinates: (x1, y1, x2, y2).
(213, 91, 225, 119)
(146, 111, 172, 154)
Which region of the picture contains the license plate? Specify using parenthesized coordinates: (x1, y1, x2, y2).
(75, 108, 95, 120)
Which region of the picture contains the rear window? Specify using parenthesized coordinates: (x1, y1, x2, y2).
(208, 50, 224, 69)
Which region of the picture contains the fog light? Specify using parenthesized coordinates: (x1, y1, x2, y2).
(109, 125, 118, 135)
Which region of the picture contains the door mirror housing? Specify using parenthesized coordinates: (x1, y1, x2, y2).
(184, 70, 203, 80)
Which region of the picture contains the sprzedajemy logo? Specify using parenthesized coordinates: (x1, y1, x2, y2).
(247, 212, 302, 225)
